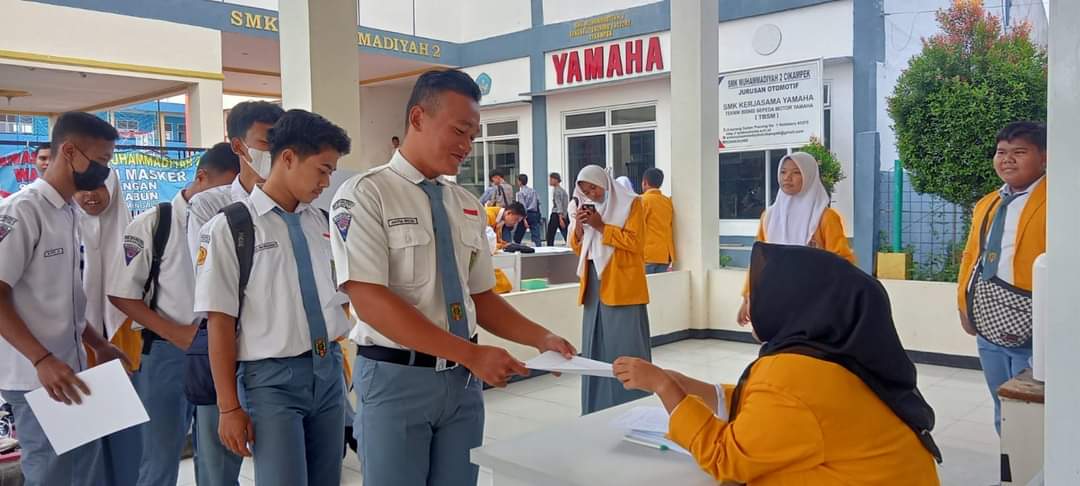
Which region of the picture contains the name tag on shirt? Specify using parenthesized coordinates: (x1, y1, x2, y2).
(388, 217, 418, 227)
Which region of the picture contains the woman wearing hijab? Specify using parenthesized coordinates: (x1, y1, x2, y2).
(615, 175, 636, 194)
(613, 243, 941, 485)
(75, 171, 142, 486)
(569, 165, 651, 414)
(738, 152, 854, 325)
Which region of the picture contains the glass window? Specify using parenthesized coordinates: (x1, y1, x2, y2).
(612, 130, 655, 193)
(459, 141, 486, 197)
(719, 151, 766, 220)
(611, 106, 656, 126)
(565, 111, 606, 130)
(486, 121, 518, 137)
(768, 149, 788, 204)
(488, 139, 520, 189)
(0, 115, 34, 134)
(568, 134, 606, 189)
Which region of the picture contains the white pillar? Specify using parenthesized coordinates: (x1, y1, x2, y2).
(186, 80, 225, 147)
(1044, 0, 1080, 482)
(278, 0, 364, 171)
(670, 0, 720, 329)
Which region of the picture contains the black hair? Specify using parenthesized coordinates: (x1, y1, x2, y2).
(391, 136, 400, 141)
(643, 168, 665, 189)
(197, 142, 241, 175)
(490, 170, 505, 181)
(34, 142, 51, 155)
(506, 202, 527, 217)
(268, 109, 352, 162)
(996, 121, 1046, 152)
(405, 69, 482, 131)
(549, 172, 562, 183)
(227, 101, 285, 141)
(50, 112, 118, 150)
(517, 174, 528, 186)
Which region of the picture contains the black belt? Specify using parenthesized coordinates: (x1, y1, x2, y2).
(357, 335, 477, 369)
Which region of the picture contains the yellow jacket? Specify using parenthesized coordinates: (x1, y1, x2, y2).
(641, 189, 676, 265)
(957, 180, 1046, 314)
(569, 198, 650, 306)
(669, 354, 940, 486)
(744, 208, 855, 296)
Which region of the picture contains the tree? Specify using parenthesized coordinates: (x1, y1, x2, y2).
(888, 0, 1047, 210)
(798, 137, 844, 197)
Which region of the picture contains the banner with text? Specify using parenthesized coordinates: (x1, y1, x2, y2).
(113, 151, 200, 213)
(718, 59, 823, 152)
(0, 149, 40, 198)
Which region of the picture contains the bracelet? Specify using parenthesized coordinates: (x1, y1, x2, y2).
(32, 352, 52, 367)
(219, 405, 242, 415)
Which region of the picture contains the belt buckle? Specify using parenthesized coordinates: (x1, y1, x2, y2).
(435, 357, 457, 372)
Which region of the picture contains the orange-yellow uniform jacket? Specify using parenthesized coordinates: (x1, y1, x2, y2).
(569, 198, 650, 306)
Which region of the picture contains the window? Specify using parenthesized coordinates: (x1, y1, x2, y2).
(0, 115, 34, 134)
(116, 119, 140, 132)
(563, 104, 657, 194)
(457, 120, 520, 198)
(823, 82, 832, 150)
(719, 147, 801, 220)
(164, 120, 186, 143)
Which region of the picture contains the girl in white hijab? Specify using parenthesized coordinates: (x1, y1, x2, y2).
(615, 176, 636, 194)
(737, 151, 856, 325)
(569, 165, 651, 414)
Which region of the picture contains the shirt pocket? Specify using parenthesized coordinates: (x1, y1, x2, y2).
(387, 226, 432, 288)
(459, 225, 486, 271)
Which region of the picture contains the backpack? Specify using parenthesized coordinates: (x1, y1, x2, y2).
(139, 202, 171, 356)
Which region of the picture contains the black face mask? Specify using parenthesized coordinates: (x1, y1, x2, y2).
(71, 146, 111, 191)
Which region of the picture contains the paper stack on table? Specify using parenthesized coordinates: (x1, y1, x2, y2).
(611, 406, 691, 456)
(524, 351, 614, 377)
(25, 359, 149, 455)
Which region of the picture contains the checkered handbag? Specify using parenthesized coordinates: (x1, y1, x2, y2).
(970, 275, 1033, 348)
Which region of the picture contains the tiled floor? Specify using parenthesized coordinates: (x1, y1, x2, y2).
(177, 339, 998, 485)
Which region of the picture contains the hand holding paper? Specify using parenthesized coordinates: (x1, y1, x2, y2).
(525, 351, 614, 377)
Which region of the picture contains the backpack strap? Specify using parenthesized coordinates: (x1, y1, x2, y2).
(222, 202, 254, 328)
(143, 202, 172, 311)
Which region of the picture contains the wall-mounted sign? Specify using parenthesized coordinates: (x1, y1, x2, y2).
(476, 73, 492, 96)
(461, 58, 530, 106)
(718, 59, 823, 152)
(227, 10, 444, 59)
(545, 32, 669, 90)
(569, 13, 632, 42)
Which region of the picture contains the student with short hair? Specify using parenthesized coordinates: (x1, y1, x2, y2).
(640, 168, 675, 274)
(480, 170, 514, 208)
(0, 111, 129, 486)
(33, 143, 51, 175)
(515, 174, 543, 246)
(546, 172, 570, 246)
(196, 110, 353, 485)
(957, 121, 1047, 434)
(107, 142, 240, 486)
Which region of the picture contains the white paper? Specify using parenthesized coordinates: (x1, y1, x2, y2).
(528, 246, 573, 255)
(610, 406, 670, 434)
(525, 351, 614, 377)
(25, 360, 149, 455)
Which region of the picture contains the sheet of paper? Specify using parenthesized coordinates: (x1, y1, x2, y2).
(610, 406, 671, 434)
(529, 246, 573, 254)
(25, 359, 149, 455)
(525, 351, 614, 377)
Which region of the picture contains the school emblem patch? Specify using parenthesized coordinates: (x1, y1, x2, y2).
(0, 216, 17, 244)
(315, 337, 328, 358)
(451, 303, 464, 322)
(196, 246, 207, 267)
(123, 236, 145, 265)
(334, 213, 352, 240)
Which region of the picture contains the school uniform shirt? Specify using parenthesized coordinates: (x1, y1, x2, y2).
(0, 179, 88, 391)
(516, 185, 540, 213)
(107, 191, 199, 331)
(186, 177, 250, 270)
(995, 177, 1043, 285)
(331, 151, 497, 350)
(567, 197, 649, 307)
(480, 182, 514, 208)
(641, 188, 676, 265)
(551, 186, 570, 216)
(193, 186, 351, 361)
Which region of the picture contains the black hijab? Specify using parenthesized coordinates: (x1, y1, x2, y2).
(730, 242, 942, 463)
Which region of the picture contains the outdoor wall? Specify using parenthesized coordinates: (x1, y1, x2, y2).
(542, 0, 661, 26)
(357, 0, 531, 43)
(716, 0, 853, 71)
(356, 83, 411, 168)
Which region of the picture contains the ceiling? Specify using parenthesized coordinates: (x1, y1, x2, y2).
(0, 64, 189, 115)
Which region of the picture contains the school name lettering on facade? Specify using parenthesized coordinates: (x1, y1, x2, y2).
(569, 13, 632, 41)
(549, 33, 669, 88)
(228, 10, 442, 59)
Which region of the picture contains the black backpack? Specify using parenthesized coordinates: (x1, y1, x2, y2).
(139, 202, 172, 356)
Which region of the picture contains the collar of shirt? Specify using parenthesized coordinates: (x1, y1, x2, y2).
(999, 176, 1044, 197)
(645, 188, 662, 195)
(230, 176, 252, 202)
(389, 150, 444, 185)
(248, 185, 311, 217)
(29, 179, 67, 209)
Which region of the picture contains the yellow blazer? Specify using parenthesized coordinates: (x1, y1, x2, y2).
(957, 180, 1046, 314)
(743, 208, 855, 296)
(569, 198, 650, 306)
(669, 354, 940, 486)
(641, 189, 676, 265)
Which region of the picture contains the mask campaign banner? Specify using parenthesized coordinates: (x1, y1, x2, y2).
(112, 151, 200, 213)
(0, 148, 40, 198)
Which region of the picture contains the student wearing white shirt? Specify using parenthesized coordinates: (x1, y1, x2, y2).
(184, 101, 283, 486)
(107, 143, 239, 486)
(0, 112, 130, 486)
(195, 110, 352, 486)
(331, 69, 576, 486)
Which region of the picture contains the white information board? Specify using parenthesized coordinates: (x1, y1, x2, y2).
(718, 59, 824, 152)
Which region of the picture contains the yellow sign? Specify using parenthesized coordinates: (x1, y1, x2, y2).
(228, 10, 443, 59)
(570, 13, 632, 42)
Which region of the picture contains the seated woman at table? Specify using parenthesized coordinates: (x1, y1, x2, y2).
(614, 243, 941, 486)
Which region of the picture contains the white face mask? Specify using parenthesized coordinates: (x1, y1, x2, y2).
(246, 146, 272, 179)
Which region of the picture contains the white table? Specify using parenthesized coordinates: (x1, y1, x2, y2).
(471, 397, 722, 486)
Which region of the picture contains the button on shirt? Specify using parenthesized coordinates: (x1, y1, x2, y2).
(996, 177, 1043, 285)
(107, 191, 198, 330)
(0, 179, 88, 390)
(193, 186, 351, 361)
(331, 152, 497, 349)
(186, 177, 250, 270)
(516, 185, 540, 213)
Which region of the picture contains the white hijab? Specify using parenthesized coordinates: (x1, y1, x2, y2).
(79, 171, 132, 338)
(764, 151, 830, 246)
(615, 176, 635, 193)
(569, 165, 638, 280)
